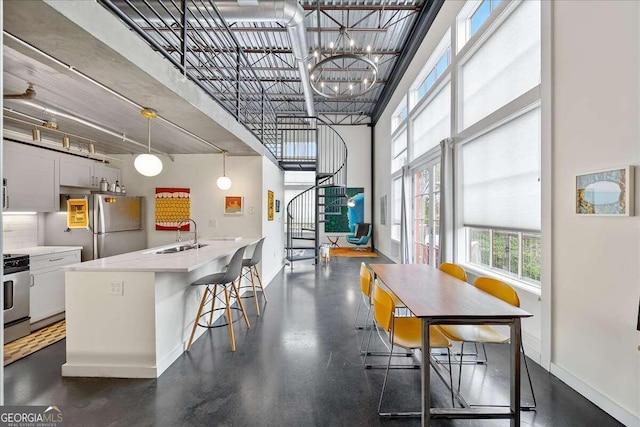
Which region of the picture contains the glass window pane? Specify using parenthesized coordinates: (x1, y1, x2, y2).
(435, 49, 450, 77)
(470, 0, 491, 36)
(413, 168, 430, 264)
(461, 0, 541, 128)
(522, 233, 541, 284)
(412, 83, 451, 160)
(469, 228, 490, 266)
(492, 230, 519, 278)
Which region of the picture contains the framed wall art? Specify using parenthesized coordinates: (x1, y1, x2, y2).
(575, 166, 634, 216)
(224, 196, 243, 215)
(267, 190, 274, 221)
(155, 187, 191, 230)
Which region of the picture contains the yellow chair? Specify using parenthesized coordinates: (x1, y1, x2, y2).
(438, 276, 536, 408)
(439, 262, 468, 282)
(371, 279, 455, 415)
(354, 262, 373, 330)
(355, 262, 410, 357)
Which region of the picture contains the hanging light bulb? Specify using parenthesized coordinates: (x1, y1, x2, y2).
(134, 108, 163, 177)
(62, 135, 71, 150)
(216, 151, 232, 190)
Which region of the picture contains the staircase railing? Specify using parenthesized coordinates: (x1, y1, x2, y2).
(281, 116, 347, 268)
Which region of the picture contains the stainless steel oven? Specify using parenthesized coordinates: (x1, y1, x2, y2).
(3, 254, 30, 343)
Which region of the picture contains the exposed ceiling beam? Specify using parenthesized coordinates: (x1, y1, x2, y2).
(302, 5, 420, 11)
(196, 77, 387, 84)
(144, 26, 389, 33)
(163, 46, 400, 56)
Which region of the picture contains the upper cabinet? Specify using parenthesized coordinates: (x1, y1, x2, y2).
(2, 141, 122, 212)
(4, 141, 59, 212)
(94, 163, 121, 186)
(59, 156, 94, 188)
(59, 156, 120, 189)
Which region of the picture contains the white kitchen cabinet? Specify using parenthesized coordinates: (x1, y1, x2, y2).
(60, 156, 94, 188)
(60, 156, 120, 189)
(94, 163, 120, 187)
(3, 141, 59, 212)
(29, 249, 81, 328)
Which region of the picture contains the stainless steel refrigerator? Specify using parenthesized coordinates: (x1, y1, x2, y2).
(44, 194, 146, 261)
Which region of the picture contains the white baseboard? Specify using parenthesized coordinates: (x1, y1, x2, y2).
(550, 362, 639, 426)
(522, 330, 542, 366)
(263, 262, 285, 287)
(61, 363, 158, 378)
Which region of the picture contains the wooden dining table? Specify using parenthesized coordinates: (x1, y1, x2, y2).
(370, 263, 532, 427)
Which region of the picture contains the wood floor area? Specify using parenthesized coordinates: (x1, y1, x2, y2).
(4, 255, 623, 426)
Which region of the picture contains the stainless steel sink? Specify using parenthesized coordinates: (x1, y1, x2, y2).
(147, 243, 208, 254)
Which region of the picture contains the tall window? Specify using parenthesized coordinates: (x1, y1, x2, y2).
(413, 161, 440, 265)
(456, 1, 542, 288)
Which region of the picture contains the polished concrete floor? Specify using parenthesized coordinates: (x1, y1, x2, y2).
(5, 255, 623, 426)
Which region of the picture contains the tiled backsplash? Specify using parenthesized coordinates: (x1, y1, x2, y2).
(3, 214, 38, 251)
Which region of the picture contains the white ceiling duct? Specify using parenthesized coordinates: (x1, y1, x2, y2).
(214, 0, 315, 116)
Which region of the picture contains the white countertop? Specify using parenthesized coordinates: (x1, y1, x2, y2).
(63, 238, 258, 273)
(17, 246, 83, 256)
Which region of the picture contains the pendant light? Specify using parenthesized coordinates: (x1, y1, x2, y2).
(216, 151, 232, 190)
(134, 108, 163, 177)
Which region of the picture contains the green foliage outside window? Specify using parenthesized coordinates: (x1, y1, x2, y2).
(469, 227, 541, 286)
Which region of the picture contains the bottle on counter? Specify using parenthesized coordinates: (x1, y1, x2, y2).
(120, 184, 126, 195)
(115, 180, 121, 193)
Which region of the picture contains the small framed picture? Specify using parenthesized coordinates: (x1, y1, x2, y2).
(575, 166, 634, 216)
(224, 196, 243, 215)
(275, 199, 281, 213)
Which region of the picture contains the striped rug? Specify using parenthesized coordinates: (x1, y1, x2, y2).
(3, 320, 65, 366)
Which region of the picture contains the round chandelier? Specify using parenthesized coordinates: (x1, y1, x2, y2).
(309, 27, 379, 100)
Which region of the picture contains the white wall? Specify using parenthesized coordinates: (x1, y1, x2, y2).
(551, 1, 640, 423)
(118, 154, 262, 248)
(320, 124, 372, 246)
(261, 156, 285, 284)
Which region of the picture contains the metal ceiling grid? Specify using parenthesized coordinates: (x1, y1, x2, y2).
(101, 0, 426, 126)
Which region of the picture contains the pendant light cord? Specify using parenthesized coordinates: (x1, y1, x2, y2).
(148, 117, 152, 154)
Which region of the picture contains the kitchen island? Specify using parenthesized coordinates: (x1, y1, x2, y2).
(62, 238, 258, 378)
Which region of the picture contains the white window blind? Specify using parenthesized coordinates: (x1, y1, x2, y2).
(462, 107, 540, 231)
(461, 0, 540, 129)
(391, 129, 407, 173)
(411, 82, 451, 160)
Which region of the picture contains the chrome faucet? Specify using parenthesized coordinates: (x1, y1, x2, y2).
(176, 218, 198, 246)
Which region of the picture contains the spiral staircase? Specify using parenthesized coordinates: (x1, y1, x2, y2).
(274, 116, 348, 269)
